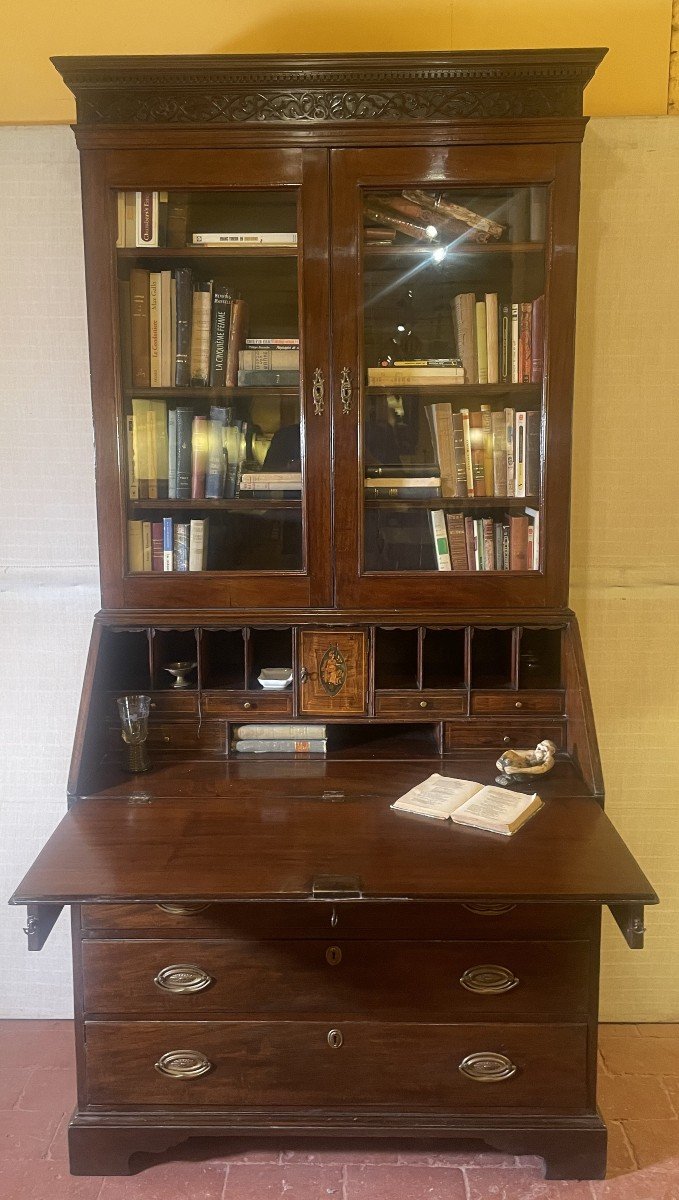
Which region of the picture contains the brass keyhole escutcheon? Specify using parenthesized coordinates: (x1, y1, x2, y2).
(326, 945, 342, 966)
(327, 1028, 343, 1049)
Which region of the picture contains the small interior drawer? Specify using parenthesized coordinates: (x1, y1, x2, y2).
(471, 691, 564, 715)
(444, 720, 565, 751)
(374, 691, 467, 718)
(201, 691, 293, 717)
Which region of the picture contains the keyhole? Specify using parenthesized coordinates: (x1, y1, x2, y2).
(327, 1028, 343, 1049)
(326, 945, 342, 966)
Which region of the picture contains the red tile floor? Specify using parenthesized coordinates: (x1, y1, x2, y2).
(1, 1021, 678, 1199)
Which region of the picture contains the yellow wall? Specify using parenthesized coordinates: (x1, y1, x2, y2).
(0, 0, 672, 124)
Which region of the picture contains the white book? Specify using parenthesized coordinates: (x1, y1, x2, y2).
(135, 191, 158, 247)
(511, 303, 520, 384)
(148, 272, 162, 388)
(515, 412, 526, 498)
(160, 270, 172, 387)
(239, 473, 302, 491)
(189, 518, 208, 571)
(192, 232, 298, 245)
(391, 772, 542, 836)
(505, 407, 515, 498)
(429, 509, 452, 571)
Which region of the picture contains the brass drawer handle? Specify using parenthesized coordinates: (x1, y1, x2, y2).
(462, 903, 516, 916)
(419, 700, 428, 708)
(460, 964, 519, 994)
(156, 902, 212, 916)
(515, 701, 523, 708)
(327, 1028, 343, 1049)
(312, 367, 325, 416)
(154, 1050, 212, 1079)
(154, 963, 214, 994)
(340, 366, 353, 414)
(459, 1051, 517, 1082)
(326, 945, 342, 966)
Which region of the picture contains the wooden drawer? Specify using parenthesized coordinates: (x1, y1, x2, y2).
(84, 1019, 589, 1111)
(444, 720, 565, 751)
(375, 691, 467, 718)
(105, 721, 225, 751)
(80, 901, 597, 942)
(106, 692, 199, 718)
(471, 691, 564, 715)
(201, 691, 293, 717)
(81, 938, 590, 1018)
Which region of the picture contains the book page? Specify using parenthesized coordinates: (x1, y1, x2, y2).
(391, 773, 482, 818)
(458, 785, 537, 820)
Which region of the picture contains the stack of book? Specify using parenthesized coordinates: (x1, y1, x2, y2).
(452, 292, 544, 385)
(128, 402, 250, 501)
(426, 403, 539, 499)
(430, 508, 539, 572)
(364, 471, 441, 498)
(237, 344, 300, 387)
(367, 358, 464, 387)
(127, 516, 208, 573)
(239, 473, 302, 497)
(232, 724, 327, 754)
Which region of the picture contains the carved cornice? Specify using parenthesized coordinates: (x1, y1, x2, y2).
(52, 51, 607, 127)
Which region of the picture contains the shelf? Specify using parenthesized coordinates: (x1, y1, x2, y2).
(363, 241, 544, 259)
(364, 496, 538, 509)
(123, 386, 299, 400)
(129, 499, 302, 511)
(365, 383, 540, 396)
(117, 246, 298, 258)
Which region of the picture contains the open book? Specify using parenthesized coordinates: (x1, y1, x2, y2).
(391, 773, 543, 836)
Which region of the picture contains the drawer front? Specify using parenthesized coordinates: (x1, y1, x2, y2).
(106, 721, 225, 751)
(299, 631, 368, 716)
(375, 691, 467, 718)
(80, 902, 597, 942)
(201, 691, 293, 717)
(84, 1020, 589, 1111)
(107, 692, 199, 718)
(81, 938, 590, 1018)
(444, 721, 565, 751)
(471, 691, 564, 715)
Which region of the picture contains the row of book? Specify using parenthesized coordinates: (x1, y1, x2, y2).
(116, 190, 299, 249)
(128, 517, 208, 573)
(233, 724, 327, 755)
(430, 509, 540, 572)
(426, 404, 539, 499)
(452, 293, 544, 385)
(364, 187, 546, 246)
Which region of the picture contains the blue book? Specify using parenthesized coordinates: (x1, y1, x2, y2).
(162, 517, 173, 571)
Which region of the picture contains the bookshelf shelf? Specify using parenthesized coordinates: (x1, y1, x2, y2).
(117, 246, 298, 258)
(365, 383, 541, 397)
(122, 386, 299, 400)
(364, 496, 538, 509)
(363, 240, 544, 259)
(129, 499, 301, 510)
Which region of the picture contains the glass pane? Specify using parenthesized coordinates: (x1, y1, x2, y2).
(115, 188, 303, 574)
(361, 184, 547, 574)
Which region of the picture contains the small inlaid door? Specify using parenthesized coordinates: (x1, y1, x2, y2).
(299, 630, 368, 715)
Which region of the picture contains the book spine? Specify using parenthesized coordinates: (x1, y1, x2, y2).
(240, 473, 303, 488)
(452, 293, 477, 384)
(526, 521, 535, 574)
(129, 269, 150, 388)
(482, 517, 495, 570)
(515, 411, 526, 498)
(170, 276, 177, 387)
(191, 415, 208, 499)
(168, 410, 177, 500)
(235, 740, 327, 753)
(131, 400, 149, 500)
(509, 515, 529, 570)
(167, 195, 189, 248)
(126, 414, 138, 500)
(173, 522, 189, 572)
(531, 295, 544, 383)
(445, 511, 468, 571)
(499, 302, 510, 384)
(225, 298, 248, 387)
(520, 301, 532, 383)
(175, 408, 193, 500)
(160, 271, 172, 387)
(480, 403, 494, 496)
(205, 416, 227, 499)
(464, 516, 477, 570)
(209, 286, 232, 387)
(148, 272, 162, 387)
(233, 725, 327, 740)
(158, 191, 168, 247)
(151, 522, 164, 572)
(146, 409, 158, 500)
(428, 403, 457, 498)
(193, 232, 297, 245)
(451, 412, 467, 498)
(474, 518, 484, 570)
(239, 349, 299, 370)
(475, 301, 488, 384)
(174, 267, 192, 387)
(429, 509, 452, 571)
(190, 283, 212, 386)
(502, 521, 510, 570)
(469, 411, 486, 498)
(135, 190, 158, 247)
(491, 409, 507, 497)
(246, 337, 300, 347)
(189, 519, 208, 571)
(162, 517, 173, 571)
(363, 486, 440, 499)
(237, 370, 300, 387)
(525, 505, 541, 570)
(510, 303, 520, 384)
(494, 521, 503, 570)
(141, 521, 152, 572)
(460, 408, 474, 497)
(152, 399, 169, 500)
(127, 520, 143, 572)
(485, 292, 499, 384)
(504, 407, 515, 498)
(124, 191, 136, 248)
(525, 410, 541, 497)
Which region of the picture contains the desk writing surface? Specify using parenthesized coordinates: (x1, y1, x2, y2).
(11, 759, 656, 906)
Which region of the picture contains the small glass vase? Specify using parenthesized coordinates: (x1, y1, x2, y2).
(117, 694, 151, 773)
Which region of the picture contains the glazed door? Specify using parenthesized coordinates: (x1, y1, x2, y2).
(81, 147, 331, 609)
(331, 144, 579, 609)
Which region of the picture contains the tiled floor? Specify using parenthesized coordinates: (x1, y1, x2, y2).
(0, 1021, 678, 1199)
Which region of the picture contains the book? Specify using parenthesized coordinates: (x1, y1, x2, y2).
(482, 517, 495, 570)
(491, 410, 507, 497)
(223, 421, 243, 498)
(142, 522, 153, 571)
(135, 190, 158, 247)
(391, 772, 543, 836)
(168, 410, 177, 499)
(525, 505, 541, 571)
(225, 298, 248, 387)
(126, 415, 138, 500)
(469, 411, 485, 497)
(233, 725, 327, 740)
(531, 295, 544, 383)
(239, 349, 299, 370)
(451, 412, 468, 497)
(151, 522, 164, 572)
(429, 509, 452, 571)
(510, 302, 520, 384)
(525, 410, 540, 497)
(246, 337, 300, 347)
(129, 268, 150, 388)
(499, 302, 511, 384)
(240, 471, 302, 494)
(170, 276, 177, 388)
(480, 404, 494, 495)
(124, 191, 136, 247)
(160, 270, 172, 387)
(173, 522, 189, 572)
(504, 407, 515, 498)
(426, 404, 457, 498)
(363, 477, 440, 499)
(205, 412, 228, 499)
(189, 518, 208, 571)
(237, 369, 300, 387)
(446, 511, 468, 571)
(158, 191, 169, 247)
(175, 407, 193, 500)
(485, 293, 499, 384)
(192, 232, 298, 246)
(174, 267, 192, 387)
(127, 520, 144, 572)
(452, 292, 477, 383)
(509, 514, 529, 569)
(191, 415, 208, 499)
(520, 301, 532, 383)
(367, 367, 464, 386)
(234, 739, 327, 754)
(209, 284, 231, 387)
(515, 411, 527, 498)
(189, 282, 212, 385)
(148, 271, 162, 387)
(150, 399, 169, 500)
(167, 193, 189, 248)
(475, 301, 488, 384)
(463, 516, 476, 570)
(460, 408, 474, 497)
(162, 517, 173, 571)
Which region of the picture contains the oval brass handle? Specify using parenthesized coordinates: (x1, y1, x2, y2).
(419, 699, 428, 708)
(503, 736, 512, 744)
(515, 701, 523, 708)
(242, 701, 252, 710)
(340, 367, 353, 415)
(462, 903, 517, 916)
(327, 1028, 343, 1049)
(459, 1051, 517, 1082)
(312, 367, 325, 416)
(156, 902, 212, 916)
(155, 1050, 212, 1079)
(326, 945, 342, 966)
(460, 964, 519, 994)
(154, 963, 214, 994)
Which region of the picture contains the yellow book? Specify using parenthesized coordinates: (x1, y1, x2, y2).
(475, 301, 488, 384)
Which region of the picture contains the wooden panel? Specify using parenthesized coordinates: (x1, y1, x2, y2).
(84, 1020, 590, 1110)
(201, 692, 293, 717)
(444, 721, 565, 751)
(471, 692, 565, 715)
(299, 631, 368, 715)
(80, 901, 597, 941)
(375, 692, 467, 718)
(105, 722, 224, 751)
(82, 938, 590, 1018)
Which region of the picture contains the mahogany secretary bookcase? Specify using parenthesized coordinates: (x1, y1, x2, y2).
(11, 51, 657, 1180)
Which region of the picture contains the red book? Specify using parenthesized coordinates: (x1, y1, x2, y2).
(151, 522, 164, 572)
(531, 295, 544, 383)
(191, 415, 208, 499)
(509, 515, 529, 570)
(464, 516, 477, 570)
